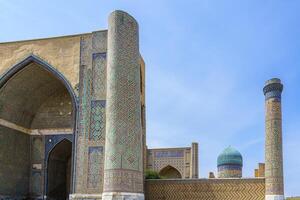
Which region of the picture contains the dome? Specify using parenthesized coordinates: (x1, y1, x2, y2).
(217, 146, 243, 167)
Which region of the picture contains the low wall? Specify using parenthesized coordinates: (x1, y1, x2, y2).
(145, 178, 265, 200)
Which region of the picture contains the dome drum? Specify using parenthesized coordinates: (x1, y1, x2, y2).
(217, 146, 243, 178)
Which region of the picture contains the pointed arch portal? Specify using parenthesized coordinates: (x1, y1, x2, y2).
(159, 165, 182, 179)
(0, 55, 77, 200)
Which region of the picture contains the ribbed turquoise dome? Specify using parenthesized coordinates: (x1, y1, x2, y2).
(217, 146, 243, 167)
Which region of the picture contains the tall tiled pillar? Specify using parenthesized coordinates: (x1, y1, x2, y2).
(263, 78, 284, 200)
(102, 10, 144, 200)
(190, 142, 199, 178)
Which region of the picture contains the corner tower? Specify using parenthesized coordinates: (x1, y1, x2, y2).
(263, 78, 284, 200)
(102, 10, 144, 200)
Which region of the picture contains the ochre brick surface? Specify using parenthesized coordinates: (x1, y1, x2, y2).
(145, 178, 265, 200)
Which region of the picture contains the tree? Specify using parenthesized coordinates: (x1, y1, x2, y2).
(145, 169, 161, 179)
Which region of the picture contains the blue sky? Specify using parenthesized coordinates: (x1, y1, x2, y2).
(1, 0, 299, 196)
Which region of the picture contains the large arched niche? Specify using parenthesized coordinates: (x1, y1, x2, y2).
(0, 55, 77, 199)
(159, 165, 182, 179)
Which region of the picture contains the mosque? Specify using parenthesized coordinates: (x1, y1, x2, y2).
(0, 10, 284, 200)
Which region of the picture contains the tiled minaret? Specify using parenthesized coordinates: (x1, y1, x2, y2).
(263, 78, 284, 200)
(102, 10, 144, 200)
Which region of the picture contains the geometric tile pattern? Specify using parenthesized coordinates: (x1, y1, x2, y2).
(89, 100, 105, 141)
(145, 179, 265, 200)
(103, 11, 143, 194)
(103, 169, 143, 193)
(105, 11, 142, 171)
(92, 53, 106, 100)
(87, 146, 104, 189)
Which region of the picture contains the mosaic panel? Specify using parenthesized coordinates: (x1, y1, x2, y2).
(92, 53, 106, 100)
(87, 146, 104, 189)
(218, 167, 242, 178)
(89, 100, 105, 141)
(155, 150, 184, 158)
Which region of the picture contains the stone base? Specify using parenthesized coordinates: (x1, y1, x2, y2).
(102, 192, 144, 200)
(69, 193, 103, 200)
(266, 195, 285, 200)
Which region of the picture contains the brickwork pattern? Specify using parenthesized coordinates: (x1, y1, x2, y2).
(145, 179, 265, 200)
(265, 100, 284, 195)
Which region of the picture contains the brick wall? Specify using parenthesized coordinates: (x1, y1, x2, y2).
(145, 178, 265, 200)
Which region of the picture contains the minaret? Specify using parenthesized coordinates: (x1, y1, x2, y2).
(263, 78, 284, 200)
(102, 10, 144, 200)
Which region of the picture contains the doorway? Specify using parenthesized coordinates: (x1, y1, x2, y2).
(47, 139, 72, 200)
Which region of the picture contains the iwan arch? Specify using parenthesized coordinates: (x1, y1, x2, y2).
(0, 10, 285, 200)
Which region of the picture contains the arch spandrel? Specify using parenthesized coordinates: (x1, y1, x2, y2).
(0, 35, 81, 89)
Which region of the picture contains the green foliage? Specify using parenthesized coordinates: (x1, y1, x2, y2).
(145, 169, 161, 179)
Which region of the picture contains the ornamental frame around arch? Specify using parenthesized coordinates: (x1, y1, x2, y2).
(0, 54, 79, 196)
